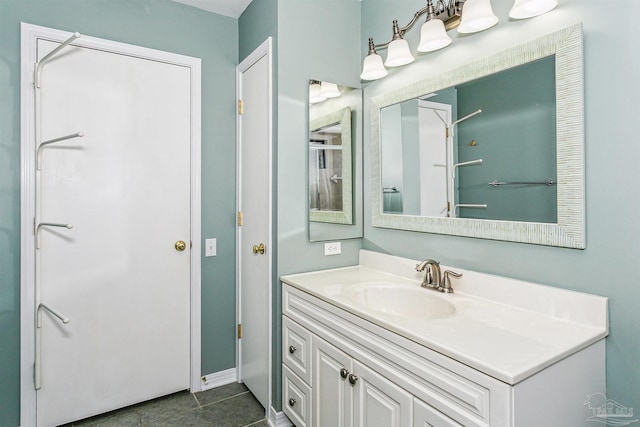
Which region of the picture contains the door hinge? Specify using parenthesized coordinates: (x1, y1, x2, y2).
(237, 324, 242, 339)
(237, 211, 243, 227)
(238, 100, 244, 115)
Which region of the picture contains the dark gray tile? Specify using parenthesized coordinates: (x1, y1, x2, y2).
(195, 382, 249, 407)
(139, 390, 199, 412)
(197, 392, 266, 427)
(244, 420, 270, 427)
(139, 406, 207, 427)
(70, 408, 141, 427)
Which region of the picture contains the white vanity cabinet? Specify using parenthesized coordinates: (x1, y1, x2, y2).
(281, 277, 606, 427)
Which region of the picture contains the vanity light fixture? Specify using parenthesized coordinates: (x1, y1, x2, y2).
(509, 0, 558, 19)
(361, 0, 558, 81)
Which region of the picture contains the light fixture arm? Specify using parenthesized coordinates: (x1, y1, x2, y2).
(370, 0, 464, 51)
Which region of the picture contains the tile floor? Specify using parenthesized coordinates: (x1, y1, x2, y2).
(62, 382, 268, 427)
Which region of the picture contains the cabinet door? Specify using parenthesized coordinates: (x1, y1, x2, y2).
(414, 398, 463, 427)
(352, 360, 413, 427)
(312, 337, 353, 427)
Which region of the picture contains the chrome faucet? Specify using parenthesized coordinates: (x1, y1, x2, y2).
(415, 259, 462, 293)
(415, 259, 441, 289)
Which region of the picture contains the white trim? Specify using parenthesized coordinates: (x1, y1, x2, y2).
(236, 37, 274, 418)
(19, 23, 202, 425)
(269, 407, 293, 427)
(200, 368, 238, 391)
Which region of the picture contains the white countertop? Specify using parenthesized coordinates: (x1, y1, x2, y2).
(281, 250, 608, 385)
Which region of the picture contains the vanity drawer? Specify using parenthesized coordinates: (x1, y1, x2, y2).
(283, 364, 312, 427)
(283, 315, 312, 384)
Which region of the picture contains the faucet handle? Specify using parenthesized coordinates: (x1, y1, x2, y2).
(440, 270, 462, 293)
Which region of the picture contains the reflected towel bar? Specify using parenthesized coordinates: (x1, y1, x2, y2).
(489, 179, 556, 187)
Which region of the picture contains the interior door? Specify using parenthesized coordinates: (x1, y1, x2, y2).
(237, 41, 271, 410)
(418, 100, 451, 217)
(36, 39, 192, 426)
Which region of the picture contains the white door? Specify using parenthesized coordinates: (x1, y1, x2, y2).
(312, 337, 353, 427)
(352, 360, 413, 427)
(237, 39, 272, 410)
(34, 37, 193, 426)
(418, 101, 451, 217)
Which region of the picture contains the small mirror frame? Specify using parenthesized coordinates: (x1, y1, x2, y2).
(310, 106, 353, 224)
(371, 24, 585, 248)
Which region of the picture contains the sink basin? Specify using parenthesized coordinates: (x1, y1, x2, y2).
(342, 282, 455, 320)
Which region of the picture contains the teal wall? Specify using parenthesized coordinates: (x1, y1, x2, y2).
(276, 0, 363, 409)
(0, 1, 238, 425)
(457, 56, 557, 222)
(362, 0, 640, 409)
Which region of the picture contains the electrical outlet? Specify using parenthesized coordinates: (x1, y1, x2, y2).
(324, 242, 341, 256)
(205, 238, 217, 257)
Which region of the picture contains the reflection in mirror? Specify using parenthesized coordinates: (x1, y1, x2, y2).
(381, 56, 557, 223)
(371, 24, 585, 248)
(309, 81, 363, 242)
(310, 110, 348, 216)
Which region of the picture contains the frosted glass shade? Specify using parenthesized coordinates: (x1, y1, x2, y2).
(457, 0, 499, 34)
(309, 82, 326, 104)
(320, 81, 341, 98)
(384, 38, 415, 67)
(509, 0, 558, 19)
(418, 19, 453, 53)
(360, 53, 388, 80)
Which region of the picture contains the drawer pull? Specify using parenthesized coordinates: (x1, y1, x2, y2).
(289, 398, 296, 407)
(288, 345, 297, 354)
(340, 368, 349, 379)
(348, 373, 359, 385)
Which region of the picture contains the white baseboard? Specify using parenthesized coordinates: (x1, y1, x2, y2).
(269, 406, 292, 427)
(200, 368, 237, 391)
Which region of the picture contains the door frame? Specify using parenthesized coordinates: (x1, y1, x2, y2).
(235, 37, 273, 411)
(19, 23, 202, 426)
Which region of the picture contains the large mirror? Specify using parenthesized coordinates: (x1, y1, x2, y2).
(309, 80, 363, 241)
(371, 24, 585, 248)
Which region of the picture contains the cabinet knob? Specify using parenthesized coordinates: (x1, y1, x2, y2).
(289, 398, 296, 407)
(340, 368, 349, 379)
(288, 345, 297, 354)
(348, 373, 359, 385)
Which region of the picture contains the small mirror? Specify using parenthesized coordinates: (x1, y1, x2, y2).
(308, 80, 362, 241)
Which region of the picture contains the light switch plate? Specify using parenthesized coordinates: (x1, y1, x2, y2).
(205, 238, 217, 257)
(324, 242, 341, 256)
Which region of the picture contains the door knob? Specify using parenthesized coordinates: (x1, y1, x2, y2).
(252, 243, 265, 254)
(175, 240, 187, 252)
(348, 373, 359, 385)
(340, 368, 349, 379)
(289, 346, 297, 354)
(289, 398, 296, 407)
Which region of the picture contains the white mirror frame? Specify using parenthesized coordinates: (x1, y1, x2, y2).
(310, 106, 353, 224)
(371, 24, 585, 248)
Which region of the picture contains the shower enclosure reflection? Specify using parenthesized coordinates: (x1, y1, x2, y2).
(310, 122, 344, 212)
(309, 106, 353, 225)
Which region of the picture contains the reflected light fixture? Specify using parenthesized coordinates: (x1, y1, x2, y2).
(361, 0, 559, 81)
(309, 80, 326, 104)
(309, 80, 343, 104)
(320, 81, 341, 99)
